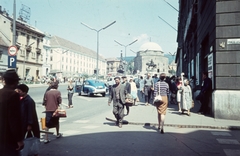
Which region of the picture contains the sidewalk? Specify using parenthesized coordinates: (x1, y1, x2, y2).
(108, 101, 240, 130)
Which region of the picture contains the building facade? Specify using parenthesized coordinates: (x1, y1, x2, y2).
(0, 6, 44, 80)
(106, 57, 121, 76)
(42, 33, 51, 77)
(134, 42, 168, 75)
(49, 36, 106, 78)
(176, 0, 240, 120)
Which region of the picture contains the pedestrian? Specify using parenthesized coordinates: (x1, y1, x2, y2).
(197, 71, 212, 115)
(43, 81, 62, 144)
(143, 73, 154, 106)
(0, 69, 24, 155)
(176, 76, 183, 112)
(16, 84, 40, 156)
(67, 80, 74, 108)
(121, 75, 131, 115)
(0, 76, 4, 89)
(181, 79, 193, 116)
(153, 73, 169, 134)
(170, 76, 178, 104)
(108, 77, 127, 128)
(129, 77, 138, 105)
(138, 76, 145, 102)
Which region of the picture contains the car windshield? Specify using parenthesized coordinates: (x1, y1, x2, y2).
(89, 80, 105, 86)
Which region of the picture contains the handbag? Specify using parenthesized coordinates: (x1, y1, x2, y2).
(153, 82, 163, 105)
(20, 131, 40, 156)
(53, 107, 67, 117)
(125, 93, 134, 104)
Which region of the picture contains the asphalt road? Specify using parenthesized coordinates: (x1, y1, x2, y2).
(27, 85, 240, 156)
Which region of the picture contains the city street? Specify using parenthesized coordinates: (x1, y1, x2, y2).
(28, 84, 240, 156)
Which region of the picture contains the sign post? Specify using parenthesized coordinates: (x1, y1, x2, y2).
(8, 46, 18, 68)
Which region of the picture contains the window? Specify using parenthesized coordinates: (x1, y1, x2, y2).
(50, 56, 53, 61)
(0, 51, 2, 60)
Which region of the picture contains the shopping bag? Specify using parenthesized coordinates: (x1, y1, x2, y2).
(41, 117, 46, 130)
(20, 131, 40, 156)
(125, 93, 134, 104)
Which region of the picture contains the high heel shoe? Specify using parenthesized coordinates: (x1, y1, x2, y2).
(160, 129, 164, 134)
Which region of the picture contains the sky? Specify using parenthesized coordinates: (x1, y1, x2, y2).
(1, 0, 179, 58)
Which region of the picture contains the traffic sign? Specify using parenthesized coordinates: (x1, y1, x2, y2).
(8, 46, 18, 56)
(8, 56, 17, 68)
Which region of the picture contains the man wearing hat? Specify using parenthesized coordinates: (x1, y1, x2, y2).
(0, 69, 24, 155)
(108, 76, 127, 128)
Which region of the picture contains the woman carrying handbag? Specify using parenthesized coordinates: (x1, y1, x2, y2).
(153, 73, 169, 134)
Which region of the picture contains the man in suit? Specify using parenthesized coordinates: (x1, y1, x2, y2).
(0, 69, 24, 155)
(198, 71, 212, 115)
(108, 76, 127, 128)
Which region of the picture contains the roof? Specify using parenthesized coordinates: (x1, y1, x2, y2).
(106, 57, 120, 61)
(50, 36, 105, 60)
(139, 42, 163, 51)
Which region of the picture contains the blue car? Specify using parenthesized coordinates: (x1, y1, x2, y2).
(75, 79, 106, 97)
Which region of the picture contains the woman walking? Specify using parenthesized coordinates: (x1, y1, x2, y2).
(181, 79, 193, 116)
(176, 76, 182, 112)
(153, 73, 169, 134)
(67, 80, 74, 108)
(129, 78, 138, 105)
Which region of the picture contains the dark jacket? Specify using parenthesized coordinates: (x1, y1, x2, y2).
(201, 77, 212, 95)
(0, 86, 23, 152)
(20, 95, 40, 138)
(108, 83, 127, 104)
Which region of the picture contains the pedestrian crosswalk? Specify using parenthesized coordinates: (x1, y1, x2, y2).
(211, 131, 240, 156)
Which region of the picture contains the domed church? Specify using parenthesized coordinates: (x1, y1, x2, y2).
(133, 42, 168, 75)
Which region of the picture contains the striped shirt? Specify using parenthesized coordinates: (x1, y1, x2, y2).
(154, 80, 169, 97)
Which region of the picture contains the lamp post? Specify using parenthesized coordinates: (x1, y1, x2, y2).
(23, 42, 35, 79)
(81, 21, 116, 79)
(114, 39, 138, 61)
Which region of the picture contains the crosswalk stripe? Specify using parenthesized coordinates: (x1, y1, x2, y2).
(82, 125, 99, 129)
(216, 139, 240, 145)
(211, 132, 231, 136)
(74, 120, 89, 123)
(224, 149, 240, 156)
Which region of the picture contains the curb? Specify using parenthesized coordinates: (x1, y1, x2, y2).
(105, 117, 240, 130)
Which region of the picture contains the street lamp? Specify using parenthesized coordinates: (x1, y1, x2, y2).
(114, 39, 138, 61)
(23, 42, 35, 79)
(81, 21, 116, 79)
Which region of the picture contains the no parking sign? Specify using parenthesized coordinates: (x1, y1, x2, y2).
(8, 46, 18, 68)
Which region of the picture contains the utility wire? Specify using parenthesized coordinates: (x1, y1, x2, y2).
(158, 16, 177, 32)
(163, 0, 179, 12)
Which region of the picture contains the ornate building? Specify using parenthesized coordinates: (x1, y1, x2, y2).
(106, 57, 121, 76)
(134, 42, 168, 75)
(0, 6, 45, 80)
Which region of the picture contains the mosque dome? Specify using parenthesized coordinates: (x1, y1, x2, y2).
(139, 42, 163, 52)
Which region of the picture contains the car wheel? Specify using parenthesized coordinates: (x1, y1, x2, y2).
(102, 93, 106, 97)
(88, 93, 93, 97)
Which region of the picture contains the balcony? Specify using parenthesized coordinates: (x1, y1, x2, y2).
(36, 48, 41, 54)
(26, 45, 32, 52)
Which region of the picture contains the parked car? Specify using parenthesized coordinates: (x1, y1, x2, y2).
(75, 79, 106, 97)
